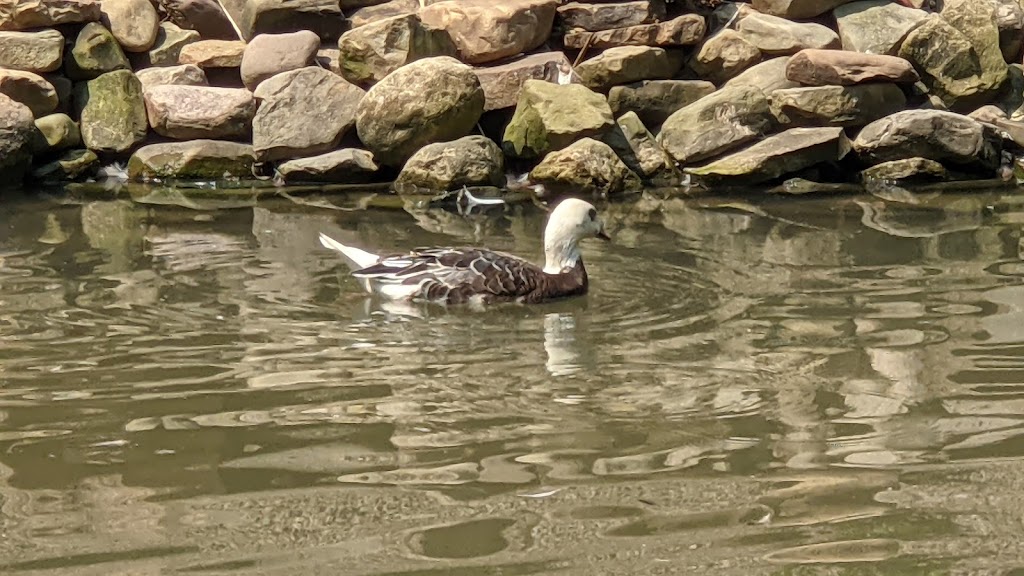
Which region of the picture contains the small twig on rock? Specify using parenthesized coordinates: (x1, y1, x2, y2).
(572, 32, 594, 67)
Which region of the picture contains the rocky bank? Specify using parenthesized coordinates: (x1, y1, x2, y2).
(4, 0, 1024, 196)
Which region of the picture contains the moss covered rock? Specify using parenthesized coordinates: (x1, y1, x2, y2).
(502, 79, 613, 159)
(77, 69, 147, 153)
(530, 137, 641, 197)
(127, 140, 254, 180)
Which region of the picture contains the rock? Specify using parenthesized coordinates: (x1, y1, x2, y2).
(395, 135, 504, 191)
(138, 23, 200, 67)
(66, 22, 130, 81)
(136, 64, 208, 89)
(859, 157, 950, 182)
(657, 84, 775, 164)
(529, 137, 641, 197)
(556, 1, 665, 32)
(686, 127, 850, 184)
(752, 0, 854, 19)
(0, 0, 101, 31)
(337, 14, 457, 87)
(102, 0, 160, 52)
(770, 84, 907, 127)
(252, 67, 364, 161)
(994, 0, 1024, 62)
(347, 0, 418, 28)
(127, 140, 254, 180)
(178, 40, 246, 68)
(723, 56, 801, 94)
(834, 1, 928, 55)
(689, 29, 761, 84)
(276, 148, 379, 183)
(0, 70, 57, 117)
(78, 70, 147, 153)
(158, 0, 237, 40)
(602, 111, 672, 179)
(786, 49, 919, 86)
(216, 0, 345, 41)
(0, 29, 64, 73)
(34, 112, 80, 151)
(736, 12, 840, 56)
(608, 79, 715, 128)
(576, 46, 684, 92)
(418, 0, 556, 65)
(241, 31, 319, 91)
(473, 51, 579, 112)
(0, 94, 36, 185)
(356, 56, 483, 166)
(502, 79, 613, 159)
(32, 148, 98, 181)
(316, 47, 341, 75)
(852, 109, 1001, 171)
(563, 14, 705, 50)
(144, 85, 255, 139)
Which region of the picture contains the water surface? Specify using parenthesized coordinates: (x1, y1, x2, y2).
(2, 187, 1024, 575)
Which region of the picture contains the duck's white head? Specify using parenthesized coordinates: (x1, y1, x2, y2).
(543, 198, 609, 274)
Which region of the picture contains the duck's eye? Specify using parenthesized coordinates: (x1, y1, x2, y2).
(587, 208, 597, 221)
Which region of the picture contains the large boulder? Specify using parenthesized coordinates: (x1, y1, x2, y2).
(102, 0, 160, 52)
(689, 29, 761, 85)
(127, 140, 254, 180)
(502, 79, 613, 159)
(65, 22, 130, 80)
(686, 127, 850, 184)
(418, 0, 556, 65)
(529, 137, 641, 197)
(735, 12, 840, 56)
(0, 0, 101, 31)
(786, 49, 919, 86)
(833, 1, 928, 55)
(215, 0, 345, 40)
(0, 29, 64, 73)
(770, 84, 907, 128)
(473, 51, 579, 112)
(657, 84, 775, 164)
(139, 22, 200, 67)
(240, 31, 319, 91)
(144, 85, 255, 140)
(0, 70, 57, 117)
(178, 40, 246, 68)
(337, 14, 457, 87)
(276, 149, 379, 183)
(563, 14, 705, 50)
(158, 0, 237, 40)
(576, 46, 684, 92)
(556, 1, 664, 32)
(0, 94, 36, 185)
(723, 56, 800, 94)
(752, 0, 854, 19)
(77, 69, 147, 153)
(607, 79, 715, 128)
(395, 135, 504, 191)
(136, 64, 208, 89)
(252, 67, 364, 161)
(852, 109, 1002, 172)
(356, 56, 484, 166)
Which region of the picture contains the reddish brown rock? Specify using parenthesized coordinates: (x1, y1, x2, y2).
(786, 49, 919, 86)
(240, 31, 320, 91)
(178, 40, 246, 68)
(563, 14, 705, 50)
(418, 0, 557, 65)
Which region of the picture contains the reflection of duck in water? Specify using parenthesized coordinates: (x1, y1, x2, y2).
(318, 198, 610, 305)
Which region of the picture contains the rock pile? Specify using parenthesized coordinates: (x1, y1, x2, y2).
(3, 0, 1024, 194)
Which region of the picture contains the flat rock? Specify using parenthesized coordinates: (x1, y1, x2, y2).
(347, 0, 419, 28)
(337, 14, 457, 87)
(556, 1, 664, 32)
(136, 64, 208, 89)
(834, 1, 928, 55)
(687, 126, 850, 184)
(657, 83, 775, 164)
(564, 14, 705, 50)
(786, 49, 919, 86)
(178, 40, 246, 68)
(78, 69, 147, 153)
(530, 137, 641, 197)
(66, 22, 130, 80)
(0, 94, 36, 185)
(502, 79, 613, 159)
(852, 109, 1001, 171)
(0, 69, 57, 117)
(602, 111, 672, 179)
(473, 51, 579, 112)
(127, 140, 254, 180)
(860, 157, 950, 182)
(32, 148, 98, 181)
(138, 22, 200, 67)
(752, 0, 854, 19)
(144, 85, 255, 139)
(0, 0, 101, 31)
(252, 66, 364, 161)
(395, 135, 504, 191)
(770, 83, 907, 127)
(418, 0, 556, 65)
(356, 56, 484, 166)
(689, 29, 761, 84)
(34, 112, 80, 151)
(102, 0, 160, 52)
(241, 31, 319, 91)
(608, 79, 715, 128)
(158, 0, 237, 40)
(216, 0, 344, 40)
(736, 12, 840, 56)
(276, 149, 379, 183)
(576, 46, 683, 92)
(723, 56, 800, 94)
(0, 29, 64, 73)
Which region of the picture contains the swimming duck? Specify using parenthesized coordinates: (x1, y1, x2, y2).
(318, 197, 609, 305)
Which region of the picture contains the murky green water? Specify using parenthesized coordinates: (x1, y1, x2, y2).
(2, 186, 1024, 575)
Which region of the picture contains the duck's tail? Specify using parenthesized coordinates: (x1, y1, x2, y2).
(318, 232, 380, 272)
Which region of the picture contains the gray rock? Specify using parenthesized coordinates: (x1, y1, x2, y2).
(723, 56, 801, 94)
(502, 79, 613, 159)
(127, 140, 254, 180)
(337, 14, 457, 87)
(0, 94, 36, 185)
(77, 69, 148, 153)
(770, 83, 907, 128)
(834, 0, 928, 55)
(241, 31, 320, 91)
(158, 0, 237, 40)
(65, 22, 130, 81)
(786, 49, 919, 86)
(602, 111, 673, 179)
(102, 0, 160, 52)
(276, 149, 379, 183)
(418, 0, 557, 65)
(576, 46, 684, 92)
(356, 56, 484, 166)
(0, 29, 64, 73)
(34, 112, 80, 151)
(853, 109, 1001, 171)
(608, 79, 716, 128)
(0, 0, 101, 31)
(859, 157, 950, 182)
(689, 29, 761, 84)
(473, 51, 580, 112)
(138, 22, 200, 67)
(686, 126, 851, 184)
(136, 64, 208, 89)
(144, 85, 254, 140)
(0, 70, 57, 117)
(752, 0, 855, 19)
(563, 13, 706, 50)
(32, 148, 98, 181)
(556, 1, 664, 32)
(736, 12, 840, 56)
(395, 135, 504, 192)
(657, 84, 775, 164)
(216, 0, 345, 41)
(530, 137, 642, 197)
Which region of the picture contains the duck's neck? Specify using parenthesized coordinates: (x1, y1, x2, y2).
(543, 236, 581, 274)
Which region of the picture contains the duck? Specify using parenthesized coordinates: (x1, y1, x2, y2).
(318, 197, 610, 305)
